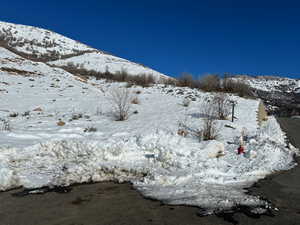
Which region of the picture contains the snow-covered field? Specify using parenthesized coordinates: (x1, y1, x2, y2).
(0, 66, 298, 214)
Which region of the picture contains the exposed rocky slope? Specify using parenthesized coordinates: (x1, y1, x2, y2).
(234, 75, 300, 116)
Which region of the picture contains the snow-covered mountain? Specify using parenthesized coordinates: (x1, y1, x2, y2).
(233, 75, 300, 116)
(0, 21, 298, 215)
(0, 21, 169, 81)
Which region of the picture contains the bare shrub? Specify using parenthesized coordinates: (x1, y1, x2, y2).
(0, 119, 10, 131)
(59, 64, 155, 87)
(199, 74, 221, 92)
(233, 81, 253, 97)
(212, 93, 230, 120)
(202, 117, 219, 141)
(162, 78, 177, 86)
(127, 74, 155, 87)
(114, 69, 128, 82)
(200, 101, 220, 140)
(177, 73, 200, 89)
(222, 76, 253, 97)
(222, 75, 237, 93)
(108, 87, 132, 121)
(178, 73, 194, 87)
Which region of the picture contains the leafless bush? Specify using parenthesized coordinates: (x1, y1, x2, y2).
(202, 117, 219, 140)
(162, 78, 177, 86)
(108, 87, 132, 121)
(199, 74, 221, 92)
(233, 81, 253, 97)
(178, 73, 194, 87)
(127, 73, 155, 87)
(212, 93, 231, 120)
(177, 73, 200, 89)
(114, 69, 129, 82)
(222, 76, 253, 97)
(200, 101, 220, 140)
(0, 119, 11, 131)
(59, 65, 155, 87)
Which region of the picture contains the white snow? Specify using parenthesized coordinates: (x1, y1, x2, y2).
(0, 21, 298, 212)
(232, 76, 299, 93)
(0, 47, 75, 77)
(0, 21, 94, 57)
(0, 65, 298, 212)
(0, 21, 170, 81)
(49, 52, 169, 81)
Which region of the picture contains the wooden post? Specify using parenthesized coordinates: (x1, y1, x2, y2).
(230, 101, 236, 122)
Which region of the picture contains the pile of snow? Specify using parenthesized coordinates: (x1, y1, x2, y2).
(0, 71, 298, 213)
(0, 119, 296, 212)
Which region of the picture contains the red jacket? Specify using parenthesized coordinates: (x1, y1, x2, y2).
(238, 146, 245, 155)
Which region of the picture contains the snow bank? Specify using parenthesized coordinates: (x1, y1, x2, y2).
(0, 124, 296, 212)
(0, 71, 297, 213)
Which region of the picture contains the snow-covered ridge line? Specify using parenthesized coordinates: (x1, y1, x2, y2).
(0, 21, 170, 80)
(232, 75, 299, 93)
(48, 52, 170, 81)
(0, 21, 96, 61)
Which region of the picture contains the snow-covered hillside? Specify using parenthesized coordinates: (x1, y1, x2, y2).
(0, 21, 169, 81)
(0, 21, 95, 60)
(233, 75, 300, 116)
(235, 75, 299, 93)
(49, 52, 169, 81)
(0, 47, 73, 77)
(0, 21, 298, 215)
(0, 69, 298, 214)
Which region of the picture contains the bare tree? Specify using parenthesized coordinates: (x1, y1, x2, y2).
(108, 87, 132, 121)
(212, 93, 230, 120)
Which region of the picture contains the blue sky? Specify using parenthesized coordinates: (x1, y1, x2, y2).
(0, 0, 299, 79)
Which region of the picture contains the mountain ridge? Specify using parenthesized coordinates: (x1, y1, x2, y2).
(0, 21, 169, 81)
